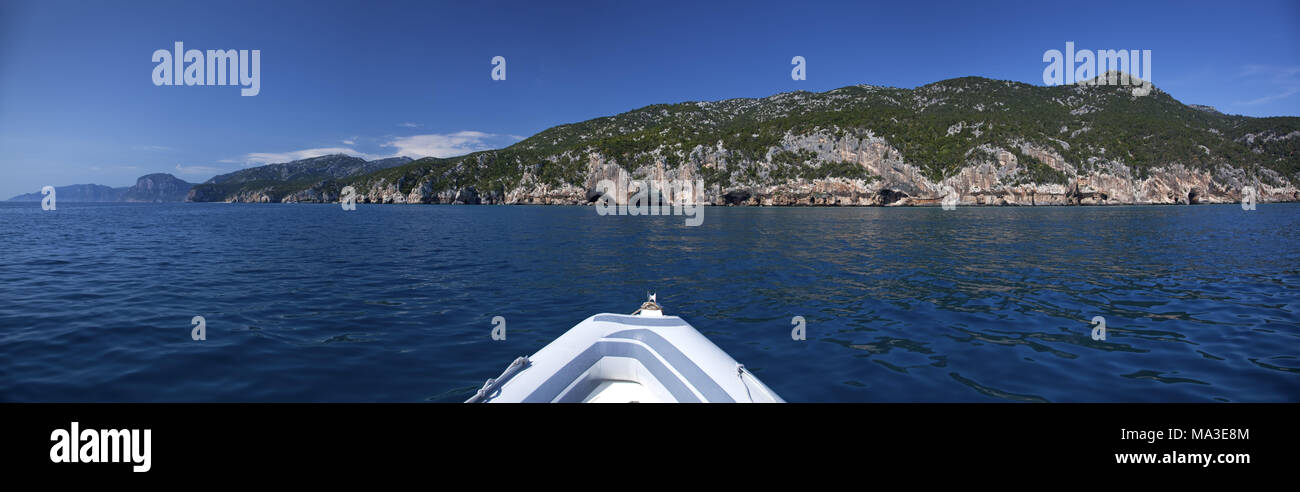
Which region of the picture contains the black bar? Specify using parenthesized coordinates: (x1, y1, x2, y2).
(3, 403, 1292, 478)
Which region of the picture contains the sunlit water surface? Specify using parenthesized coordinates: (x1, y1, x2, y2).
(1, 202, 1296, 402)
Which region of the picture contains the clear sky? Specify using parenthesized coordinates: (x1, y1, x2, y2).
(1, 0, 1297, 198)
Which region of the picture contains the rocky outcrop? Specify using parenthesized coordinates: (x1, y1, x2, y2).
(22, 77, 1300, 208)
(336, 140, 1298, 207)
(443, 132, 1296, 208)
(280, 180, 342, 203)
(9, 173, 193, 202)
(186, 155, 413, 202)
(7, 184, 125, 202)
(186, 75, 1300, 207)
(723, 189, 751, 205)
(122, 173, 192, 202)
(183, 184, 227, 202)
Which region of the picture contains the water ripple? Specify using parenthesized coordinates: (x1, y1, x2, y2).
(0, 202, 1297, 402)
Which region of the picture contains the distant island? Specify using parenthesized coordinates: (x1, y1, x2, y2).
(9, 173, 193, 203)
(8, 156, 413, 204)
(14, 73, 1300, 206)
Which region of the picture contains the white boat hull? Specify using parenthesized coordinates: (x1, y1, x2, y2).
(468, 313, 783, 403)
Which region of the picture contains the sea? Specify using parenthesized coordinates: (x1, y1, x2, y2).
(1, 202, 1296, 402)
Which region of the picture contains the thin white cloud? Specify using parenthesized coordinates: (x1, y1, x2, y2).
(241, 147, 376, 166)
(398, 122, 421, 128)
(1233, 64, 1300, 106)
(175, 163, 228, 176)
(132, 145, 172, 152)
(342, 139, 356, 145)
(1237, 86, 1300, 106)
(1237, 65, 1300, 80)
(383, 131, 523, 158)
(227, 131, 525, 169)
(89, 165, 142, 172)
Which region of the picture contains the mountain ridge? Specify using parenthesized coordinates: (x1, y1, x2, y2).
(19, 74, 1300, 206)
(7, 183, 127, 202)
(186, 154, 413, 202)
(321, 74, 1298, 206)
(122, 173, 194, 202)
(9, 155, 416, 203)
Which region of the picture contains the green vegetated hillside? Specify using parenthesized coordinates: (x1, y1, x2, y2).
(198, 74, 1300, 203)
(187, 155, 412, 202)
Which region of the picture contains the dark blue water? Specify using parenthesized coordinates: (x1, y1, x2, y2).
(1, 202, 1297, 402)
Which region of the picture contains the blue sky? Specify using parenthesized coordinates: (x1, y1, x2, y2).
(1, 0, 1297, 198)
